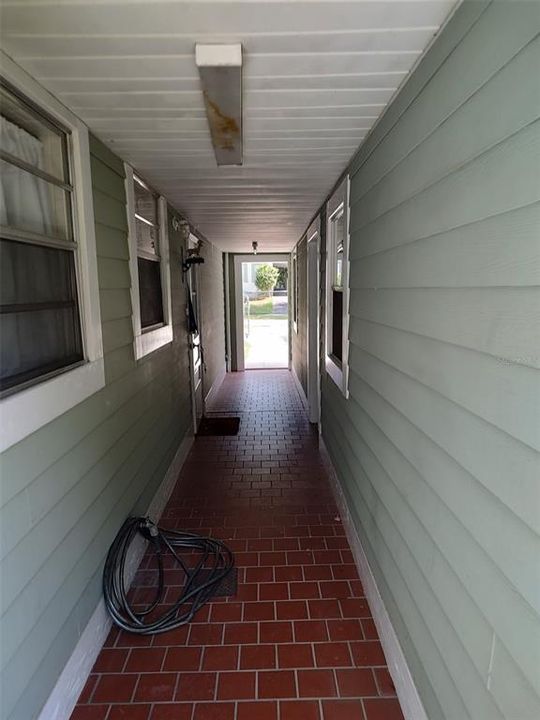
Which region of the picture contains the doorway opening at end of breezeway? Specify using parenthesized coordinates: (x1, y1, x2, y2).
(241, 260, 288, 369)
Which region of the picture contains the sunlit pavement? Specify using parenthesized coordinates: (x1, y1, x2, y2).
(245, 317, 289, 369)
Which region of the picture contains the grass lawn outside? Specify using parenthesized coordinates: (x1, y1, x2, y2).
(247, 297, 273, 315)
(246, 295, 288, 317)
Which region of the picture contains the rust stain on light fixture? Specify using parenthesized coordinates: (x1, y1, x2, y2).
(204, 93, 240, 151)
(196, 44, 243, 166)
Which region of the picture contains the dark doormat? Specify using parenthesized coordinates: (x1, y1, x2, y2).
(198, 567, 238, 598)
(197, 415, 240, 436)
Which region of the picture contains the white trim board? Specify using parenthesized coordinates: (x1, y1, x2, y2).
(224, 255, 232, 373)
(325, 176, 350, 399)
(1, 358, 104, 453)
(319, 436, 428, 720)
(291, 365, 309, 414)
(38, 431, 194, 720)
(204, 363, 227, 408)
(124, 166, 174, 362)
(306, 216, 321, 425)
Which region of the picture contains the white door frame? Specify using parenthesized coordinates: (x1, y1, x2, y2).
(233, 253, 289, 372)
(224, 253, 232, 373)
(306, 217, 321, 424)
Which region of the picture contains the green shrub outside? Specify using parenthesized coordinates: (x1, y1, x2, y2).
(255, 264, 279, 295)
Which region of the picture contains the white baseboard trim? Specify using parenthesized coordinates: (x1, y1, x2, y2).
(39, 596, 111, 720)
(147, 432, 194, 523)
(319, 436, 428, 720)
(204, 363, 227, 408)
(291, 365, 309, 413)
(38, 431, 194, 720)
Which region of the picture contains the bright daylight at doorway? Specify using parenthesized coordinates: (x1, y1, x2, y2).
(242, 260, 289, 369)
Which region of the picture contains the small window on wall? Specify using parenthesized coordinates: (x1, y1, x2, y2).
(325, 176, 350, 397)
(125, 165, 172, 359)
(0, 81, 84, 395)
(133, 176, 164, 329)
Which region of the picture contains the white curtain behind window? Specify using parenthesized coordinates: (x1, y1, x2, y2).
(0, 116, 53, 235)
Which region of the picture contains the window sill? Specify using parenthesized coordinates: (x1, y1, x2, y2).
(142, 321, 166, 334)
(326, 354, 349, 399)
(135, 323, 173, 360)
(0, 357, 105, 452)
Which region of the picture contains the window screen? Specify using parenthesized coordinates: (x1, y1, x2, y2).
(138, 256, 164, 329)
(292, 253, 298, 326)
(329, 206, 345, 364)
(134, 177, 159, 257)
(133, 175, 164, 331)
(0, 239, 83, 391)
(0, 81, 83, 395)
(331, 288, 343, 363)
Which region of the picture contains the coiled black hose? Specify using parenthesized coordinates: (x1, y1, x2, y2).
(103, 516, 235, 635)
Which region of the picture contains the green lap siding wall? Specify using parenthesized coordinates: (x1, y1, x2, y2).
(0, 137, 202, 720)
(319, 2, 540, 719)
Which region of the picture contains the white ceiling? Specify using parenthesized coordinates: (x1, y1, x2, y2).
(0, 0, 457, 252)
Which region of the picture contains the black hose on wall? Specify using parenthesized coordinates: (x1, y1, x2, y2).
(103, 516, 235, 635)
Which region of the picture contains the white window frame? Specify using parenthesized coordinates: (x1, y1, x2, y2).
(0, 52, 105, 452)
(306, 215, 321, 425)
(124, 164, 173, 360)
(291, 248, 298, 334)
(325, 176, 350, 398)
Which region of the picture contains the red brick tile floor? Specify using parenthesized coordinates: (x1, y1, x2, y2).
(71, 370, 404, 720)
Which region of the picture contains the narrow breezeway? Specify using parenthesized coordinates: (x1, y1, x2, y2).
(70, 371, 404, 720)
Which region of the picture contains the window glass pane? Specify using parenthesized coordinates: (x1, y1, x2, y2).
(189, 283, 199, 335)
(1, 309, 83, 392)
(333, 210, 345, 288)
(331, 288, 343, 363)
(138, 257, 164, 329)
(0, 159, 72, 240)
(135, 217, 159, 257)
(0, 239, 83, 392)
(134, 178, 157, 225)
(1, 238, 76, 305)
(134, 177, 159, 256)
(0, 86, 69, 183)
(335, 244, 343, 288)
(293, 256, 298, 323)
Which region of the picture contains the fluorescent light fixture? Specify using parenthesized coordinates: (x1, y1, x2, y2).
(196, 43, 243, 166)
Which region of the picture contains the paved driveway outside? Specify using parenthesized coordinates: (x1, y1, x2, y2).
(244, 317, 289, 369)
